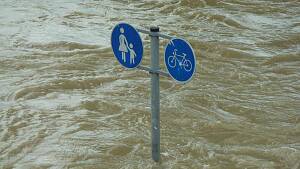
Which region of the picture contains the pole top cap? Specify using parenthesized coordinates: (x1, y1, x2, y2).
(150, 26, 159, 32)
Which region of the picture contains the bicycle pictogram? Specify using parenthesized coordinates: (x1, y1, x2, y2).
(167, 49, 192, 72)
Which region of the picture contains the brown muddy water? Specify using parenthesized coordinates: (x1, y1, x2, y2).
(0, 0, 300, 168)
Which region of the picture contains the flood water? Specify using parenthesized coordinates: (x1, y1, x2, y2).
(0, 0, 300, 168)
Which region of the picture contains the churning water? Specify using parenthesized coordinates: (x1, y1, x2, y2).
(0, 0, 300, 168)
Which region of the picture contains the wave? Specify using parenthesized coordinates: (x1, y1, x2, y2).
(263, 53, 300, 65)
(11, 77, 117, 100)
(259, 34, 300, 49)
(28, 41, 100, 51)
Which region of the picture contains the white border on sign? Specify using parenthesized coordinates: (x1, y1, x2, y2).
(164, 38, 197, 84)
(110, 22, 144, 70)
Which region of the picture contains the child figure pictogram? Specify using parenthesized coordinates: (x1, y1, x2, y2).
(129, 43, 136, 64)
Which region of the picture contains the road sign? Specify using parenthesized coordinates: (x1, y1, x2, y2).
(164, 38, 196, 83)
(111, 23, 143, 69)
(110, 24, 198, 162)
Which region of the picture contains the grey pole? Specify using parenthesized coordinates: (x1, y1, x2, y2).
(150, 26, 160, 162)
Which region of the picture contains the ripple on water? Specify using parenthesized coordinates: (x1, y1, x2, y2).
(1, 0, 300, 168)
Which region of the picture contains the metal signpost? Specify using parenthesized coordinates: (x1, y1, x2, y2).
(111, 22, 196, 162)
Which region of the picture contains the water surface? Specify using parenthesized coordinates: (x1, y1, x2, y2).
(0, 0, 300, 168)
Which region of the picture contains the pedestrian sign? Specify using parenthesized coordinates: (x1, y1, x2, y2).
(164, 38, 196, 83)
(111, 22, 143, 68)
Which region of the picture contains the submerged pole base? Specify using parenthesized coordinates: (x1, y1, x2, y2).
(150, 26, 160, 163)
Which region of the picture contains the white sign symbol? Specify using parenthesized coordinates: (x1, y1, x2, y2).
(118, 27, 136, 64)
(167, 49, 192, 72)
(129, 43, 136, 64)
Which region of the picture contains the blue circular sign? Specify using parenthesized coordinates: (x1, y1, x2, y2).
(164, 38, 196, 83)
(111, 23, 143, 69)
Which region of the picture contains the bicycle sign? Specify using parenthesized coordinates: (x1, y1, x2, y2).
(165, 38, 196, 83)
(168, 49, 192, 72)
